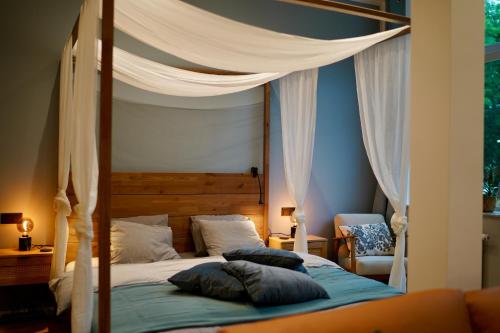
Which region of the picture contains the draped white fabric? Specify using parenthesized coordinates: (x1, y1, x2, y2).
(57, 0, 412, 329)
(279, 69, 318, 253)
(354, 35, 410, 292)
(113, 0, 408, 73)
(50, 36, 74, 280)
(70, 0, 99, 331)
(97, 42, 285, 97)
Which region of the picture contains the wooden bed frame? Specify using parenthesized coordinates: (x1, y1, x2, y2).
(71, 1, 411, 330)
(65, 172, 269, 263)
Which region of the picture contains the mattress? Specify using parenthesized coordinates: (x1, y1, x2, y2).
(92, 266, 401, 333)
(51, 253, 400, 332)
(51, 252, 339, 315)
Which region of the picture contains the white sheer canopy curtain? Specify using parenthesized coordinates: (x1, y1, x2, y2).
(96, 42, 285, 97)
(354, 35, 410, 292)
(112, 0, 408, 73)
(70, 0, 99, 331)
(280, 69, 318, 253)
(50, 36, 74, 280)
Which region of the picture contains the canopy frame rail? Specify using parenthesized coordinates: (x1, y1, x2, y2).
(277, 0, 410, 25)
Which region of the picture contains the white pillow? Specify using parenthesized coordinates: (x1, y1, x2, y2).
(115, 214, 168, 226)
(190, 215, 249, 256)
(111, 220, 180, 264)
(198, 219, 265, 256)
(65, 257, 99, 272)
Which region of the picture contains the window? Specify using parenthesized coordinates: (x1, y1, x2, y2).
(484, 0, 500, 209)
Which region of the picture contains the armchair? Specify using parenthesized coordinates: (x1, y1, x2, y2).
(333, 213, 407, 281)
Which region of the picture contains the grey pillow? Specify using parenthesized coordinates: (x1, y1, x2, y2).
(222, 261, 329, 305)
(190, 215, 249, 256)
(168, 262, 246, 301)
(110, 220, 180, 264)
(223, 248, 307, 273)
(198, 219, 265, 256)
(115, 214, 168, 226)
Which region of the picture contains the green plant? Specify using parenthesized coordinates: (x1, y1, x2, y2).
(484, 163, 499, 197)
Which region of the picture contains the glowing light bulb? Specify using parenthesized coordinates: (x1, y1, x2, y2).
(17, 218, 34, 237)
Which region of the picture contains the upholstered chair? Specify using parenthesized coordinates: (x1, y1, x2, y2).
(333, 213, 407, 280)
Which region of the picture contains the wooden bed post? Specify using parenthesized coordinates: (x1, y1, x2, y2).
(98, 0, 114, 331)
(263, 83, 271, 240)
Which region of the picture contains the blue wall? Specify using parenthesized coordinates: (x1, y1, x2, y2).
(186, 0, 380, 254)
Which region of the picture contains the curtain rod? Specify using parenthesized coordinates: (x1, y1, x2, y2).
(276, 0, 411, 25)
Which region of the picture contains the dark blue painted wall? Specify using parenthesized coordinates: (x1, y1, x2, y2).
(186, 0, 381, 253)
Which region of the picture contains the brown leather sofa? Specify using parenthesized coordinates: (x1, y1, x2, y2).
(220, 287, 500, 333)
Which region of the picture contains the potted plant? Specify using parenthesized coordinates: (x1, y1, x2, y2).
(483, 163, 498, 212)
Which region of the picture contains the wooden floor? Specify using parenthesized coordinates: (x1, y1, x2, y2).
(0, 284, 67, 333)
(0, 320, 48, 333)
(0, 316, 69, 333)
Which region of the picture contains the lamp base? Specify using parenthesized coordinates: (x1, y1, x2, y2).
(19, 236, 32, 251)
(290, 225, 297, 238)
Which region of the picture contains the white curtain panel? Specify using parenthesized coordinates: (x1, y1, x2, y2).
(279, 69, 318, 253)
(354, 35, 410, 292)
(96, 42, 285, 97)
(113, 0, 408, 73)
(70, 0, 99, 331)
(50, 36, 74, 280)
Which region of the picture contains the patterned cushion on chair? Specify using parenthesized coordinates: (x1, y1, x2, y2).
(338, 223, 395, 256)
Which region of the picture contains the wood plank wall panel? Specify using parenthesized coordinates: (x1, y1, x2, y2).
(111, 173, 261, 195)
(66, 173, 265, 262)
(111, 194, 263, 217)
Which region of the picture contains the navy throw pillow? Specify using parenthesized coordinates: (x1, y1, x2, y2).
(223, 247, 308, 273)
(222, 260, 329, 306)
(168, 262, 246, 301)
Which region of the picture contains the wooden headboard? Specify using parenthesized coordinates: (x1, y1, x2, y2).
(66, 172, 268, 263)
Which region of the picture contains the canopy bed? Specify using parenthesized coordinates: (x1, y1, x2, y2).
(49, 0, 411, 332)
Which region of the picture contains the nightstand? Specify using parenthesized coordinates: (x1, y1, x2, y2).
(0, 248, 53, 286)
(269, 235, 328, 258)
(0, 248, 55, 323)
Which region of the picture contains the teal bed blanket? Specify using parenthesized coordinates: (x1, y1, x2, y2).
(92, 267, 402, 333)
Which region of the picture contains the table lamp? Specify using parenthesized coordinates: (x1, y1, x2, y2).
(17, 217, 34, 251)
(281, 207, 296, 238)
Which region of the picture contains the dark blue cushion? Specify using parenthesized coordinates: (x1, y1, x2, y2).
(223, 247, 308, 273)
(168, 262, 246, 301)
(222, 260, 329, 306)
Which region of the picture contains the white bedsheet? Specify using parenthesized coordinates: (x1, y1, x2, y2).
(50, 252, 341, 315)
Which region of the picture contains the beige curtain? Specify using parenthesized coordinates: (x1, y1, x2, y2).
(50, 35, 74, 280)
(354, 35, 411, 292)
(279, 69, 318, 253)
(70, 0, 99, 331)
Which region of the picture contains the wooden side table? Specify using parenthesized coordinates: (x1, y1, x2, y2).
(0, 248, 53, 286)
(269, 235, 328, 258)
(0, 248, 55, 323)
